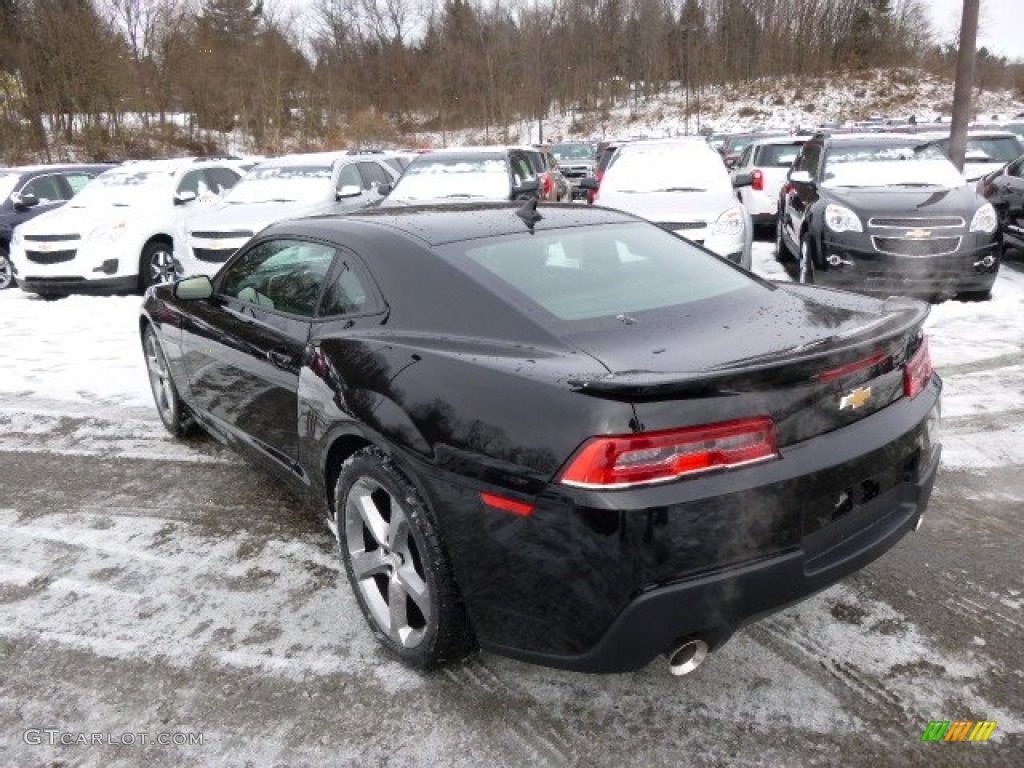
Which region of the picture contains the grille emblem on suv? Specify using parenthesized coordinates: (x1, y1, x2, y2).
(840, 386, 872, 410)
(905, 229, 932, 240)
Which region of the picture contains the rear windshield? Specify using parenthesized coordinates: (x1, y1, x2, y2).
(965, 137, 1022, 163)
(755, 143, 803, 167)
(444, 222, 752, 321)
(551, 144, 593, 161)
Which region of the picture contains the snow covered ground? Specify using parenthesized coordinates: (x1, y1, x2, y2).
(1, 247, 1022, 766)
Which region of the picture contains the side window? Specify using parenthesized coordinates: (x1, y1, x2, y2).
(738, 146, 754, 168)
(356, 161, 392, 190)
(205, 167, 241, 194)
(177, 169, 211, 198)
(510, 155, 532, 185)
(22, 174, 67, 203)
(320, 259, 375, 316)
(220, 239, 336, 318)
(337, 163, 361, 193)
(799, 144, 823, 177)
(1007, 158, 1024, 178)
(64, 173, 95, 195)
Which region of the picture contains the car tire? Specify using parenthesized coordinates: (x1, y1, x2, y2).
(139, 241, 177, 292)
(143, 325, 194, 437)
(0, 245, 14, 290)
(775, 217, 790, 261)
(334, 446, 475, 670)
(799, 233, 817, 284)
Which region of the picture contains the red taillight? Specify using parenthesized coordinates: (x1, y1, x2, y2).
(541, 172, 552, 198)
(903, 335, 933, 399)
(558, 417, 778, 489)
(752, 169, 764, 191)
(480, 492, 533, 516)
(817, 351, 889, 383)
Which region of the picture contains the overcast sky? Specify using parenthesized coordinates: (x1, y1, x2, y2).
(926, 0, 1024, 60)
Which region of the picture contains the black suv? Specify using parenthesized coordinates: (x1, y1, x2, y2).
(0, 163, 114, 289)
(978, 151, 1024, 255)
(778, 132, 1001, 300)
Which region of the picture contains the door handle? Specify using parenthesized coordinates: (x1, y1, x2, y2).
(267, 349, 293, 369)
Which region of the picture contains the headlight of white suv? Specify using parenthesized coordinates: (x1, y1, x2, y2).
(88, 221, 128, 243)
(711, 206, 745, 240)
(824, 204, 863, 233)
(969, 203, 997, 234)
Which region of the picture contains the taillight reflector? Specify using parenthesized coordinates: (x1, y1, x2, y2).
(817, 351, 888, 383)
(558, 417, 778, 489)
(903, 335, 933, 399)
(480, 492, 533, 516)
(752, 169, 764, 191)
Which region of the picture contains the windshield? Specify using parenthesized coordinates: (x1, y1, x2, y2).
(601, 146, 731, 194)
(0, 173, 20, 200)
(225, 164, 334, 203)
(965, 137, 1022, 163)
(68, 168, 174, 207)
(387, 155, 510, 202)
(447, 222, 751, 321)
(551, 144, 593, 161)
(823, 144, 965, 188)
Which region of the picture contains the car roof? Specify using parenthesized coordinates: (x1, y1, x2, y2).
(819, 131, 922, 143)
(0, 163, 115, 175)
(749, 135, 812, 146)
(291, 202, 638, 247)
(257, 151, 355, 166)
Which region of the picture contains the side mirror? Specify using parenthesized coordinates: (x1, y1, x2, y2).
(732, 172, 753, 188)
(788, 170, 815, 186)
(174, 190, 198, 206)
(376, 183, 392, 196)
(512, 178, 540, 198)
(174, 275, 213, 300)
(578, 177, 599, 191)
(12, 193, 40, 211)
(336, 184, 362, 199)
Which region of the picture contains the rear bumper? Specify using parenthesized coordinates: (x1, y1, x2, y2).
(492, 445, 938, 672)
(425, 378, 941, 672)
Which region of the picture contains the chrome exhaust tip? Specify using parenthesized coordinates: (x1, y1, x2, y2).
(666, 638, 709, 676)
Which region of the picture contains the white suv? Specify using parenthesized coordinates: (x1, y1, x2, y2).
(730, 136, 809, 232)
(10, 158, 243, 296)
(591, 138, 754, 269)
(177, 152, 398, 277)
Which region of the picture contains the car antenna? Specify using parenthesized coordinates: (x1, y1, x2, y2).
(515, 197, 543, 233)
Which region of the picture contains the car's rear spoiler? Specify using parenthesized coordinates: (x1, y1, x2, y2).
(567, 296, 929, 399)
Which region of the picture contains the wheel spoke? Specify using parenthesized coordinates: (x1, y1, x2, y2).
(387, 576, 410, 642)
(387, 501, 409, 552)
(394, 562, 431, 623)
(349, 483, 390, 549)
(350, 548, 390, 581)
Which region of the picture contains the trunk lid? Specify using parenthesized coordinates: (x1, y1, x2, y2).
(565, 285, 929, 446)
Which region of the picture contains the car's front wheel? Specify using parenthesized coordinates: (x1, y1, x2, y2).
(143, 325, 194, 437)
(139, 241, 177, 292)
(799, 233, 817, 284)
(0, 245, 13, 289)
(334, 447, 475, 670)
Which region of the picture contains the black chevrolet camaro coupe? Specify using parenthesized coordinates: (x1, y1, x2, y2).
(141, 203, 941, 675)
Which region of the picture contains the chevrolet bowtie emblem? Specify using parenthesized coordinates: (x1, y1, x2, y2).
(840, 386, 872, 410)
(905, 228, 932, 240)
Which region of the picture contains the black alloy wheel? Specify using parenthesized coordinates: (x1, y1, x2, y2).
(334, 447, 475, 669)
